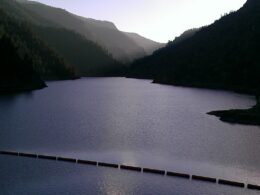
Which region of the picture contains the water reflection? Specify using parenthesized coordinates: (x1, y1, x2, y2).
(0, 78, 259, 185)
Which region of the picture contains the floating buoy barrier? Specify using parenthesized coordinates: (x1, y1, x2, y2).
(143, 168, 165, 175)
(218, 179, 245, 188)
(167, 171, 190, 179)
(98, 162, 119, 168)
(38, 155, 57, 160)
(192, 175, 217, 183)
(78, 159, 97, 166)
(247, 184, 260, 191)
(0, 150, 259, 191)
(120, 165, 142, 172)
(0, 151, 18, 156)
(19, 153, 37, 158)
(57, 157, 77, 163)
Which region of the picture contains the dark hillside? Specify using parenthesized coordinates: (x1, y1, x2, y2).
(128, 0, 260, 125)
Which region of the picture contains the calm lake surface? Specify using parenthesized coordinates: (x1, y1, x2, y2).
(0, 78, 259, 194)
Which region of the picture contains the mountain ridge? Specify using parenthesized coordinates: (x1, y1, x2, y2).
(16, 0, 164, 62)
(0, 0, 125, 78)
(124, 32, 165, 55)
(127, 0, 260, 125)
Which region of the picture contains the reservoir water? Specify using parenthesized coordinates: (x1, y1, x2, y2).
(0, 78, 259, 194)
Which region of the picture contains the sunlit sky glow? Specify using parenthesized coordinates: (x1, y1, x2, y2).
(30, 0, 247, 43)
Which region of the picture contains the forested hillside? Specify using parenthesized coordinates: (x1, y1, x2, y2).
(0, 9, 80, 92)
(128, 0, 260, 125)
(34, 26, 122, 76)
(0, 34, 46, 93)
(0, 0, 125, 77)
(0, 10, 76, 80)
(129, 0, 260, 94)
(13, 0, 163, 62)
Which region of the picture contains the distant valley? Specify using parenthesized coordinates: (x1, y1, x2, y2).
(0, 0, 259, 125)
(10, 0, 164, 62)
(0, 0, 164, 92)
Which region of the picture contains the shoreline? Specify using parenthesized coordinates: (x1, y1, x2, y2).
(2, 76, 259, 126)
(208, 98, 260, 126)
(152, 79, 260, 126)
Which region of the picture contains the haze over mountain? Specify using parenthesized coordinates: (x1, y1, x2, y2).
(0, 0, 164, 92)
(124, 32, 165, 55)
(128, 0, 260, 125)
(0, 0, 126, 78)
(15, 0, 164, 62)
(29, 0, 246, 43)
(33, 26, 123, 76)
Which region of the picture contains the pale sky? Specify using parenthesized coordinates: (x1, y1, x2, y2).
(30, 0, 247, 43)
